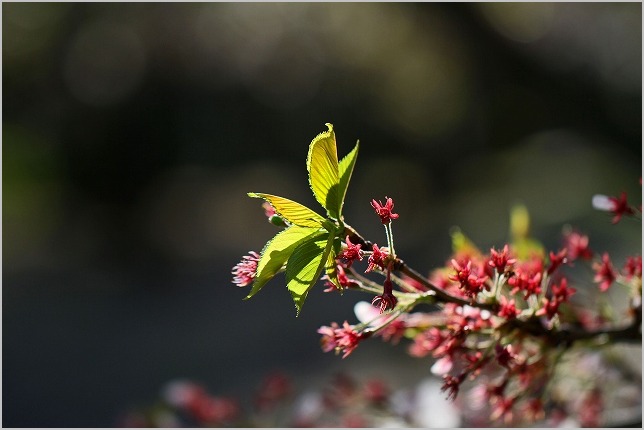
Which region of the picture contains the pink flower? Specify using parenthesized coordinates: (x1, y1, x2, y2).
(323, 264, 359, 292)
(449, 259, 489, 299)
(447, 304, 491, 332)
(441, 373, 465, 401)
(563, 231, 593, 261)
(498, 295, 519, 320)
(163, 381, 239, 425)
(433, 334, 465, 359)
(547, 248, 568, 275)
(371, 278, 398, 313)
(490, 395, 515, 424)
(337, 235, 363, 268)
(463, 351, 490, 377)
(409, 327, 445, 357)
(592, 192, 636, 224)
(536, 296, 561, 320)
(318, 323, 340, 353)
(593, 253, 616, 292)
(371, 292, 397, 313)
(377, 318, 407, 344)
(488, 245, 516, 274)
(365, 244, 388, 273)
(262, 202, 286, 226)
(623, 255, 642, 280)
(486, 379, 508, 402)
(371, 197, 399, 224)
(317, 321, 365, 358)
(231, 251, 260, 287)
(535, 278, 574, 320)
(262, 201, 276, 218)
(508, 266, 542, 300)
(551, 277, 576, 302)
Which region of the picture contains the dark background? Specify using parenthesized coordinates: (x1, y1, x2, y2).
(3, 2, 642, 427)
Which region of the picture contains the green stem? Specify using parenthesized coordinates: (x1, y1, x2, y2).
(385, 222, 396, 259)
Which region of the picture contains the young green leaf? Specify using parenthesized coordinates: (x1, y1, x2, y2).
(286, 233, 335, 316)
(337, 141, 359, 217)
(243, 124, 359, 315)
(245, 225, 320, 300)
(248, 193, 325, 228)
(307, 123, 340, 219)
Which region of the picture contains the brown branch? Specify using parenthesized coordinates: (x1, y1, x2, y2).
(553, 303, 642, 345)
(496, 304, 642, 347)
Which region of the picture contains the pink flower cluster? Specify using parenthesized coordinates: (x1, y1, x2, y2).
(318, 321, 368, 358)
(449, 259, 489, 299)
(324, 221, 640, 424)
(231, 251, 260, 287)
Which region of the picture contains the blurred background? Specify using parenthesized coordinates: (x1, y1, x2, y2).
(3, 2, 642, 427)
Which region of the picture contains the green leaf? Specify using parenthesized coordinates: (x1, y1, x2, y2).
(509, 204, 545, 260)
(248, 193, 325, 228)
(245, 225, 319, 300)
(307, 123, 340, 219)
(323, 242, 341, 291)
(509, 204, 531, 241)
(337, 141, 359, 217)
(286, 233, 335, 316)
(450, 227, 481, 256)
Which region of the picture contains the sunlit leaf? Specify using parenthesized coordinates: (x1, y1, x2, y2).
(337, 141, 359, 217)
(286, 233, 335, 316)
(248, 192, 325, 228)
(307, 123, 340, 219)
(244, 225, 319, 299)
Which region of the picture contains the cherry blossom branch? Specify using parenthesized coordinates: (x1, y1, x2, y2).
(395, 259, 498, 311)
(343, 224, 641, 347)
(343, 225, 492, 307)
(399, 261, 641, 346)
(408, 267, 639, 346)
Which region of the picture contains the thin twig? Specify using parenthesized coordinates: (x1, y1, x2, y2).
(396, 260, 498, 311)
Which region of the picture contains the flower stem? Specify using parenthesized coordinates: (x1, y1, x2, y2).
(384, 222, 396, 259)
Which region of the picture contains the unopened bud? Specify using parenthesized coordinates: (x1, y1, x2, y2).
(269, 215, 287, 227)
